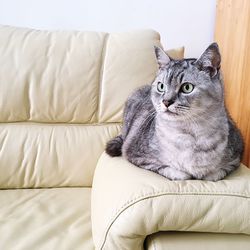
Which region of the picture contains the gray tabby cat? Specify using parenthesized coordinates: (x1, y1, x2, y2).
(106, 43, 244, 181)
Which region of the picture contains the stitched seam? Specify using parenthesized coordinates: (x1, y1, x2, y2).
(100, 191, 250, 249)
(96, 33, 109, 123)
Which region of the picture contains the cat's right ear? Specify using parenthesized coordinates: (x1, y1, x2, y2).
(195, 43, 221, 77)
(154, 46, 171, 69)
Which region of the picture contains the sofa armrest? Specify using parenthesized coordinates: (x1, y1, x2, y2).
(146, 232, 250, 250)
(91, 153, 250, 250)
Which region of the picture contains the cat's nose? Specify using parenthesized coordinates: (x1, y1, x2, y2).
(162, 99, 174, 107)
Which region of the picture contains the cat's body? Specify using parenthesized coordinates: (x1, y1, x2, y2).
(106, 44, 244, 181)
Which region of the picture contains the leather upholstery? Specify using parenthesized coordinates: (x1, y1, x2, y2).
(0, 26, 105, 123)
(0, 188, 94, 249)
(91, 153, 250, 249)
(0, 26, 162, 124)
(146, 232, 250, 250)
(0, 122, 121, 188)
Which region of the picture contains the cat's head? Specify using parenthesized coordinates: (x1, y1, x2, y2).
(151, 43, 223, 121)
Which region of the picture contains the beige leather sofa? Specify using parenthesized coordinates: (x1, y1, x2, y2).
(0, 25, 249, 250)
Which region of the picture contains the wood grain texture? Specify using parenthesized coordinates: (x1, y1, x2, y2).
(215, 0, 250, 167)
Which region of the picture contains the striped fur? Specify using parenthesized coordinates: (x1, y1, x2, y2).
(106, 44, 244, 181)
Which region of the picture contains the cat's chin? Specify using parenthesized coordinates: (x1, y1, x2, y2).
(159, 110, 184, 122)
(157, 106, 187, 122)
(165, 109, 177, 115)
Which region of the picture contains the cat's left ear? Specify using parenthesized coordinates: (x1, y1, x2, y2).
(195, 43, 221, 77)
(154, 46, 171, 69)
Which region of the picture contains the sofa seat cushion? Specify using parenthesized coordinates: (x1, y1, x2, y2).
(0, 187, 94, 250)
(92, 153, 250, 249)
(0, 123, 121, 188)
(146, 232, 250, 250)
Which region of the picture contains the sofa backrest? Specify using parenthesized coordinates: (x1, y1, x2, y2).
(0, 25, 183, 188)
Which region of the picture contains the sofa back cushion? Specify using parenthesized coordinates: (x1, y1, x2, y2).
(0, 25, 183, 188)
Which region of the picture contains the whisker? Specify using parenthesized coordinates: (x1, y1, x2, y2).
(139, 109, 157, 134)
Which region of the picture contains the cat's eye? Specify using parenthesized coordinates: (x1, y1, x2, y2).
(181, 83, 194, 94)
(157, 82, 166, 92)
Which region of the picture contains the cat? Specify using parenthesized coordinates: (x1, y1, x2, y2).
(105, 43, 244, 181)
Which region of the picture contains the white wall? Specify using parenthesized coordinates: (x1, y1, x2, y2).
(0, 0, 216, 57)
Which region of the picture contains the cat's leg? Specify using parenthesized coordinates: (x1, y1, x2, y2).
(203, 166, 238, 181)
(203, 158, 240, 181)
(202, 169, 227, 181)
(157, 166, 192, 180)
(141, 163, 192, 180)
(130, 156, 191, 181)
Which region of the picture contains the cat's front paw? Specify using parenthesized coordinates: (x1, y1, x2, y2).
(170, 172, 192, 181)
(203, 169, 227, 181)
(170, 174, 191, 181)
(158, 167, 192, 181)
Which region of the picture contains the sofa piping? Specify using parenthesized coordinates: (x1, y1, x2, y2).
(100, 190, 250, 249)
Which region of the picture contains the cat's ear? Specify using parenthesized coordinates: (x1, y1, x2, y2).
(195, 43, 221, 77)
(154, 46, 171, 69)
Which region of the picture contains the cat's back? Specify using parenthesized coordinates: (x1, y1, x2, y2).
(124, 84, 153, 116)
(227, 115, 244, 159)
(127, 84, 152, 104)
(122, 84, 157, 161)
(122, 84, 154, 139)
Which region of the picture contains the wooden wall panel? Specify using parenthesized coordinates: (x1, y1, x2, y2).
(215, 0, 250, 167)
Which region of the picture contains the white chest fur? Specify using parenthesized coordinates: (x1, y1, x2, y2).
(155, 117, 228, 178)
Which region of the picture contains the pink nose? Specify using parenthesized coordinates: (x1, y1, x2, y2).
(162, 99, 174, 107)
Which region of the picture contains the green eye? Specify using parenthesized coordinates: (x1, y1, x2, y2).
(157, 82, 166, 92)
(181, 83, 194, 94)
